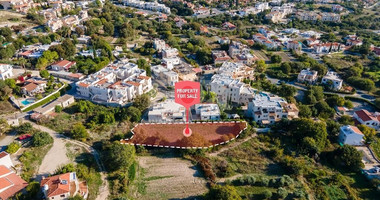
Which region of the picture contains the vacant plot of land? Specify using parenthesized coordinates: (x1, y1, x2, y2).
(252, 50, 269, 61)
(273, 51, 293, 62)
(0, 11, 36, 27)
(0, 101, 17, 115)
(122, 122, 246, 147)
(137, 156, 208, 200)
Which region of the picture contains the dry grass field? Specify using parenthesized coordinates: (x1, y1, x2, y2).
(136, 155, 208, 200)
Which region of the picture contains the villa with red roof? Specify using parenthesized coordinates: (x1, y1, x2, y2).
(51, 60, 76, 71)
(353, 109, 380, 130)
(40, 172, 88, 200)
(338, 125, 364, 146)
(0, 165, 28, 200)
(0, 152, 13, 169)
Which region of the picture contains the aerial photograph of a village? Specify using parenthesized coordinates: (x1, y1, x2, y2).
(0, 0, 380, 199)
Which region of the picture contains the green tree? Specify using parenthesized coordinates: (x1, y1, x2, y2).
(16, 123, 33, 134)
(298, 105, 312, 118)
(104, 141, 136, 172)
(263, 190, 272, 199)
(133, 94, 150, 111)
(205, 185, 242, 200)
(0, 118, 10, 135)
(256, 60, 267, 73)
(277, 187, 288, 199)
(271, 54, 282, 63)
(338, 115, 354, 125)
(357, 124, 376, 143)
(40, 69, 50, 79)
(55, 105, 62, 113)
(333, 145, 364, 172)
(0, 80, 12, 100)
(32, 132, 53, 147)
(126, 106, 141, 122)
(6, 142, 21, 154)
(71, 123, 89, 140)
(68, 195, 85, 200)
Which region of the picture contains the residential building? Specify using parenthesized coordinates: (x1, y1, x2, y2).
(353, 110, 380, 130)
(122, 0, 170, 14)
(252, 33, 277, 49)
(33, 94, 75, 116)
(51, 60, 76, 71)
(297, 69, 318, 84)
(162, 57, 180, 70)
(338, 125, 364, 146)
(76, 61, 152, 105)
(0, 64, 13, 80)
(265, 11, 286, 23)
(0, 165, 28, 200)
(222, 22, 236, 30)
(21, 78, 47, 97)
(162, 48, 178, 59)
(321, 71, 343, 90)
(174, 17, 187, 28)
(236, 53, 257, 65)
(321, 13, 340, 22)
(228, 41, 250, 58)
(210, 75, 255, 105)
(332, 4, 344, 12)
(345, 35, 363, 46)
(40, 172, 88, 200)
(153, 39, 167, 52)
(148, 99, 185, 122)
(46, 18, 63, 32)
(305, 38, 320, 46)
(199, 26, 209, 34)
(247, 92, 299, 124)
(296, 12, 321, 21)
(212, 50, 231, 64)
(217, 62, 254, 81)
(0, 151, 13, 169)
(194, 104, 221, 121)
(287, 40, 302, 51)
(255, 2, 270, 12)
(313, 42, 345, 53)
(152, 65, 179, 87)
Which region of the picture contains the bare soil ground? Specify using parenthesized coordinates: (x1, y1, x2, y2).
(122, 122, 246, 147)
(0, 101, 17, 115)
(0, 11, 36, 28)
(273, 51, 293, 62)
(137, 156, 208, 200)
(252, 50, 269, 61)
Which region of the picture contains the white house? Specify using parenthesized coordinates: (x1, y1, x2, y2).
(21, 79, 47, 97)
(353, 110, 380, 130)
(338, 125, 364, 146)
(194, 104, 221, 121)
(0, 151, 13, 169)
(297, 68, 318, 84)
(0, 64, 13, 80)
(322, 71, 343, 90)
(51, 60, 76, 71)
(41, 172, 88, 200)
(148, 99, 185, 122)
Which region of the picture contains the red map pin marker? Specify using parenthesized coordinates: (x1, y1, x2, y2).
(175, 81, 200, 137)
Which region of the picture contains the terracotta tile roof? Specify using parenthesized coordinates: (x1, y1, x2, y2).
(95, 78, 108, 86)
(0, 166, 28, 200)
(107, 81, 122, 89)
(349, 125, 364, 135)
(22, 82, 38, 92)
(0, 165, 11, 177)
(52, 60, 76, 70)
(126, 81, 140, 87)
(138, 76, 150, 80)
(40, 173, 71, 198)
(355, 109, 375, 122)
(78, 82, 90, 88)
(0, 151, 8, 159)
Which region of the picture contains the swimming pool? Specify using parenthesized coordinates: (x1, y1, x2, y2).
(21, 99, 35, 106)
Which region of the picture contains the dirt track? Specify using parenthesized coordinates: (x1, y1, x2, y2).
(138, 156, 208, 200)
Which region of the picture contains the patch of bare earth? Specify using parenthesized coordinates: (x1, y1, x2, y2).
(138, 156, 208, 200)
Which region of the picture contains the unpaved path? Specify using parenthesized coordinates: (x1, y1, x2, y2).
(28, 121, 110, 200)
(137, 156, 208, 200)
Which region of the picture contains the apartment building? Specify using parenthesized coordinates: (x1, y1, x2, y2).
(321, 71, 343, 90)
(297, 68, 318, 84)
(162, 48, 179, 59)
(313, 42, 345, 53)
(228, 41, 250, 58)
(0, 64, 13, 80)
(76, 61, 152, 105)
(153, 38, 167, 52)
(247, 92, 299, 124)
(287, 40, 302, 51)
(321, 13, 341, 22)
(122, 0, 171, 14)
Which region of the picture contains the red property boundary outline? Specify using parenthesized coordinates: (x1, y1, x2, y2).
(120, 121, 248, 149)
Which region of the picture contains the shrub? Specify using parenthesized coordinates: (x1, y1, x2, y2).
(32, 131, 53, 147)
(16, 123, 33, 134)
(277, 187, 288, 199)
(6, 142, 21, 154)
(263, 190, 273, 199)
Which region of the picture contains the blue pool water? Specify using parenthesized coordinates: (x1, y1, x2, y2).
(21, 99, 34, 106)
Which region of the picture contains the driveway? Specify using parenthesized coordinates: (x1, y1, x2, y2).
(356, 146, 380, 170)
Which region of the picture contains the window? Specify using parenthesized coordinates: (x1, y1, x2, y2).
(60, 194, 65, 197)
